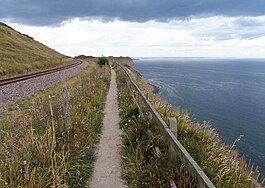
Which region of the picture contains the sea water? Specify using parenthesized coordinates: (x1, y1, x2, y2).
(134, 57, 265, 177)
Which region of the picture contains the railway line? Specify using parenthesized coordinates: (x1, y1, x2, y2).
(0, 61, 83, 87)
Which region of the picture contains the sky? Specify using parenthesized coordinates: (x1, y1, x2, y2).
(1, 0, 265, 57)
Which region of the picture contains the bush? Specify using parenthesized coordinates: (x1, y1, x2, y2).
(98, 56, 109, 67)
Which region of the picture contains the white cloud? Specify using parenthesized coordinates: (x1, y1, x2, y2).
(6, 16, 265, 58)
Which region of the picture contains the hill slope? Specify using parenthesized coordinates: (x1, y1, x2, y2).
(0, 22, 71, 77)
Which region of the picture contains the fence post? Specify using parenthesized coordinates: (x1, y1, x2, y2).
(147, 92, 152, 102)
(168, 117, 177, 158)
(169, 117, 177, 139)
(23, 160, 29, 181)
(61, 87, 72, 130)
(147, 93, 153, 120)
(48, 95, 57, 186)
(48, 95, 56, 144)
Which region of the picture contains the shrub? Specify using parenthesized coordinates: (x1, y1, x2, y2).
(97, 56, 109, 67)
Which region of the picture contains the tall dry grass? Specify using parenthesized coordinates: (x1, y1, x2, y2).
(0, 22, 70, 77)
(0, 60, 110, 187)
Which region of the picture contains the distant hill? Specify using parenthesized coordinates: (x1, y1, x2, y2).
(0, 22, 72, 77)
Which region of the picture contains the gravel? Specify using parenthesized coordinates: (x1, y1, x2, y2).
(0, 61, 87, 110)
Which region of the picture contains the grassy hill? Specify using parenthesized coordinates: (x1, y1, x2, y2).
(0, 22, 72, 77)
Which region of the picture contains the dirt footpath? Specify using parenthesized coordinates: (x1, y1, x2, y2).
(88, 68, 125, 188)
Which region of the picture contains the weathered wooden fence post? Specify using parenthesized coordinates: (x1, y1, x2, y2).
(168, 117, 177, 157)
(169, 117, 177, 139)
(48, 95, 56, 143)
(147, 93, 153, 120)
(147, 92, 152, 102)
(48, 95, 57, 186)
(23, 160, 29, 181)
(168, 117, 178, 187)
(61, 87, 72, 130)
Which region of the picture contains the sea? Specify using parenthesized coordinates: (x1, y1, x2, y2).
(134, 57, 265, 177)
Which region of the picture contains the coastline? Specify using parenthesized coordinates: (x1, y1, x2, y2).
(119, 59, 264, 186)
(148, 82, 159, 94)
(133, 58, 265, 179)
(130, 59, 159, 94)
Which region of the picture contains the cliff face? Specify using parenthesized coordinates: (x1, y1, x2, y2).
(110, 57, 134, 67)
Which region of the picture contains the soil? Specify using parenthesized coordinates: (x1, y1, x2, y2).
(88, 68, 125, 188)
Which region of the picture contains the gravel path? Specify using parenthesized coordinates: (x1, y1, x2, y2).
(89, 68, 125, 188)
(0, 61, 87, 110)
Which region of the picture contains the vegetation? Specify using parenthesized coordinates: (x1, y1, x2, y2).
(115, 63, 264, 188)
(0, 60, 110, 187)
(0, 22, 71, 77)
(97, 56, 109, 67)
(75, 55, 95, 59)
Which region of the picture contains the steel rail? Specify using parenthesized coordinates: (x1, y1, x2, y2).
(0, 61, 83, 87)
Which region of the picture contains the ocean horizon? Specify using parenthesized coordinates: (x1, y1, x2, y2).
(134, 57, 265, 178)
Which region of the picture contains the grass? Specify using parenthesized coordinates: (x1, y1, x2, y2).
(114, 62, 264, 188)
(0, 58, 111, 187)
(0, 22, 71, 77)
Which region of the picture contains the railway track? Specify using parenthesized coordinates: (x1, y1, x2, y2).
(0, 61, 83, 87)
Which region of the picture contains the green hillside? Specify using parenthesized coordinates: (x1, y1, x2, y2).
(0, 22, 71, 77)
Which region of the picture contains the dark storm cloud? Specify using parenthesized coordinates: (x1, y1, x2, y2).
(0, 0, 265, 25)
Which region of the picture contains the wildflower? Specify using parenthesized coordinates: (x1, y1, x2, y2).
(128, 119, 131, 122)
(6, 155, 12, 159)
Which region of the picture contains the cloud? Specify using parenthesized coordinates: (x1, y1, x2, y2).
(1, 0, 265, 26)
(6, 16, 265, 58)
(234, 17, 265, 26)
